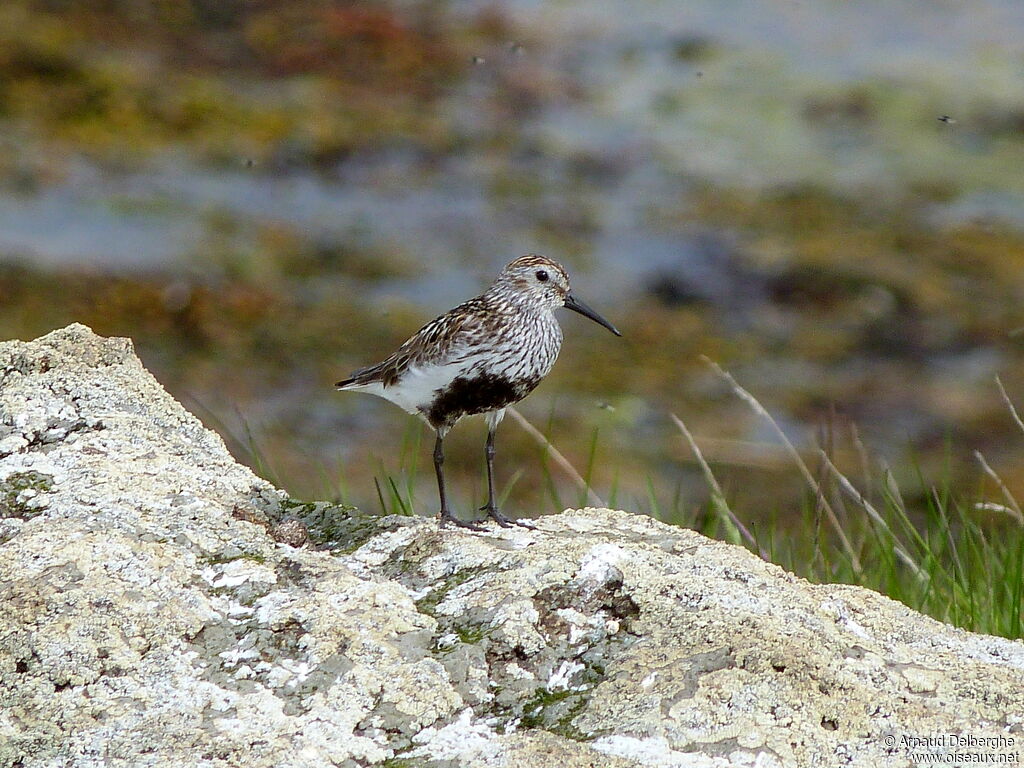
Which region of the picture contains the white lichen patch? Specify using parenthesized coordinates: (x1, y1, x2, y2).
(213, 686, 291, 736)
(381, 657, 463, 728)
(900, 666, 940, 694)
(548, 660, 586, 692)
(218, 645, 259, 668)
(436, 633, 460, 651)
(0, 434, 28, 456)
(253, 590, 303, 625)
(404, 583, 434, 601)
(555, 606, 616, 646)
(495, 526, 539, 550)
(345, 524, 421, 570)
(487, 600, 546, 655)
(576, 542, 629, 593)
(591, 734, 747, 767)
(264, 659, 313, 689)
(200, 559, 278, 590)
(820, 598, 874, 642)
(293, 708, 390, 766)
(925, 632, 1024, 671)
(225, 600, 254, 618)
(504, 663, 536, 681)
(407, 709, 502, 762)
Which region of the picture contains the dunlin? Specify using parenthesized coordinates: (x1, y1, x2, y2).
(336, 254, 621, 530)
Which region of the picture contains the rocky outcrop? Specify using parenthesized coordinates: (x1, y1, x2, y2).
(1, 324, 1022, 768)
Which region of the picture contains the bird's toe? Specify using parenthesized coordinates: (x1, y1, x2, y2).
(480, 504, 535, 529)
(439, 509, 487, 532)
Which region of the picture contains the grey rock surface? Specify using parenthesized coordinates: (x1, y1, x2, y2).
(1, 324, 1023, 768)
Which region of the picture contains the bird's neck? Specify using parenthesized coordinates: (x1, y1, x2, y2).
(483, 285, 552, 319)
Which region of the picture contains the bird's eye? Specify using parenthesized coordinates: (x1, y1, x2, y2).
(535, 270, 549, 282)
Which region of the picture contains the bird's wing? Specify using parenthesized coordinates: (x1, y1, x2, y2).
(336, 298, 491, 389)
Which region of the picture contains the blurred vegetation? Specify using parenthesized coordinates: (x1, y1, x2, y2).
(0, 0, 467, 165)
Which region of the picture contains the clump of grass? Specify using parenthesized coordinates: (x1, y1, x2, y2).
(673, 357, 1024, 640)
(371, 420, 423, 516)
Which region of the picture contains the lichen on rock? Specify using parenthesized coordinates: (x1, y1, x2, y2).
(1, 324, 1022, 768)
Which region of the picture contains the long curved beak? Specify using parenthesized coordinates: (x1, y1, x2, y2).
(564, 293, 622, 336)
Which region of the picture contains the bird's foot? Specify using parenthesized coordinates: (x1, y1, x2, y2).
(438, 508, 486, 532)
(479, 503, 537, 530)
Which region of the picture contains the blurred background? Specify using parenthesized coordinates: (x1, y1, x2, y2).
(3, 0, 1024, 525)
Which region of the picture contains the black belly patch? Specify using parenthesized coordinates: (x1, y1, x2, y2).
(425, 373, 536, 428)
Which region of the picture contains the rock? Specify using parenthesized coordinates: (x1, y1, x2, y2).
(1, 323, 1022, 768)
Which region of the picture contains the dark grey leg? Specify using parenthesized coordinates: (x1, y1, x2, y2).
(435, 432, 484, 531)
(479, 424, 536, 529)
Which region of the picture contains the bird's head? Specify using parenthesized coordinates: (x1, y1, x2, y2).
(497, 254, 570, 307)
(495, 254, 621, 336)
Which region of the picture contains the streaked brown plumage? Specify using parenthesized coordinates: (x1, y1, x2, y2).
(336, 254, 620, 529)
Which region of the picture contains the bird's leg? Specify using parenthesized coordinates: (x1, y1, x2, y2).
(435, 432, 484, 531)
(480, 424, 536, 529)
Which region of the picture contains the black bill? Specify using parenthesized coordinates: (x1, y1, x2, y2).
(564, 293, 622, 336)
